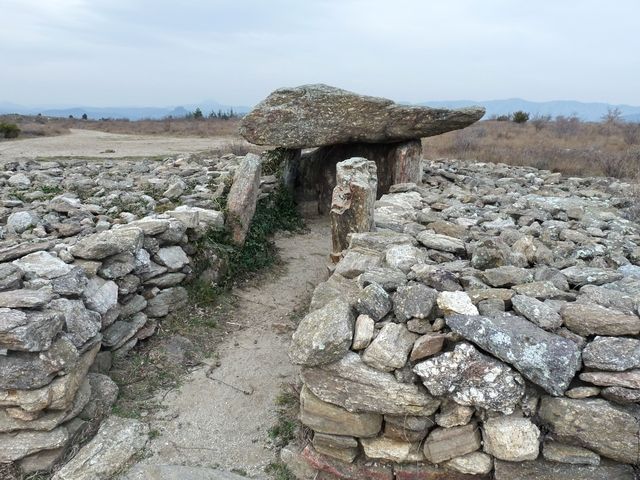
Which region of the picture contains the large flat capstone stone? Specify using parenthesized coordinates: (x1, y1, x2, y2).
(446, 314, 581, 396)
(240, 84, 484, 148)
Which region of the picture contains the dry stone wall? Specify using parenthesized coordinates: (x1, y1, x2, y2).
(289, 159, 640, 479)
(0, 152, 274, 473)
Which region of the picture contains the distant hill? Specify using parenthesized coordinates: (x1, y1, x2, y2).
(417, 98, 640, 122)
(3, 97, 640, 122)
(0, 100, 250, 120)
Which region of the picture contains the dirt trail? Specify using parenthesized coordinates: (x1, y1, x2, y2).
(0, 129, 243, 160)
(128, 217, 330, 478)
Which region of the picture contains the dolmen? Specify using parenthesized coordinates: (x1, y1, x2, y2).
(240, 84, 484, 212)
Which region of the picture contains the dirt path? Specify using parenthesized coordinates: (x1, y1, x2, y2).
(0, 129, 245, 160)
(128, 217, 330, 478)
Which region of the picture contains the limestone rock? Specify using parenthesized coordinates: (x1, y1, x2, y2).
(330, 157, 377, 255)
(0, 288, 52, 308)
(299, 386, 381, 437)
(144, 287, 188, 317)
(538, 397, 640, 464)
(560, 266, 623, 286)
(409, 333, 445, 362)
(385, 244, 426, 273)
(362, 323, 417, 372)
(579, 370, 640, 389)
(351, 314, 374, 350)
(482, 415, 540, 461)
(435, 400, 474, 428)
(82, 277, 118, 315)
(52, 416, 148, 480)
(361, 436, 424, 463)
(0, 425, 69, 462)
(49, 298, 101, 349)
(0, 337, 79, 390)
(423, 423, 482, 464)
(561, 302, 640, 336)
(355, 282, 392, 321)
(154, 246, 189, 271)
(445, 451, 494, 476)
(414, 342, 524, 413)
(0, 308, 64, 352)
(446, 314, 581, 395)
(70, 227, 143, 260)
(417, 232, 466, 254)
(582, 336, 640, 371)
(226, 153, 261, 246)
(480, 266, 533, 287)
(542, 441, 600, 465)
(437, 291, 478, 316)
(302, 352, 440, 415)
(511, 294, 562, 330)
(393, 283, 438, 321)
(290, 299, 354, 366)
(13, 251, 72, 279)
(494, 458, 634, 480)
(240, 84, 484, 148)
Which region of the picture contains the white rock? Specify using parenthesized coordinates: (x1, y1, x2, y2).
(13, 251, 72, 279)
(483, 415, 540, 461)
(446, 451, 494, 475)
(437, 291, 479, 316)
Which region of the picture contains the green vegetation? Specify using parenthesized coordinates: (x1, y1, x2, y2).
(265, 462, 296, 480)
(193, 182, 304, 292)
(512, 110, 530, 124)
(0, 121, 20, 138)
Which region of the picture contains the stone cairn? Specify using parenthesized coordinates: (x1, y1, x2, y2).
(243, 86, 640, 479)
(284, 157, 640, 479)
(0, 152, 269, 474)
(240, 84, 485, 213)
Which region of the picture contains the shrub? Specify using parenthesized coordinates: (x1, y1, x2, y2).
(0, 122, 20, 139)
(512, 111, 530, 124)
(495, 114, 511, 122)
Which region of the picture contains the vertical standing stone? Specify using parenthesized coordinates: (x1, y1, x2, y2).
(390, 139, 422, 186)
(226, 153, 262, 246)
(330, 158, 377, 258)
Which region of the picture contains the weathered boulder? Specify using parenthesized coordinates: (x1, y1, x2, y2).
(414, 343, 524, 413)
(0, 309, 64, 352)
(290, 299, 354, 366)
(302, 352, 440, 415)
(330, 157, 377, 255)
(240, 84, 484, 148)
(355, 282, 392, 321)
(538, 397, 640, 464)
(511, 294, 562, 330)
(494, 458, 634, 480)
(582, 336, 640, 371)
(52, 416, 148, 480)
(446, 314, 581, 395)
(0, 425, 69, 462)
(70, 227, 143, 260)
(393, 283, 438, 321)
(361, 436, 424, 463)
(423, 423, 482, 464)
(561, 302, 640, 336)
(225, 153, 262, 246)
(299, 386, 382, 437)
(362, 323, 417, 372)
(542, 441, 600, 465)
(482, 415, 540, 461)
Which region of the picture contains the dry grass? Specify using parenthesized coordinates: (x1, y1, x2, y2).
(424, 119, 640, 180)
(0, 115, 242, 139)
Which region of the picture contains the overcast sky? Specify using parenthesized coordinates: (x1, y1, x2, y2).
(2, 0, 639, 107)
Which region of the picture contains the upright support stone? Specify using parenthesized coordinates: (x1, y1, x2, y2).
(297, 140, 421, 213)
(330, 158, 377, 259)
(226, 153, 262, 246)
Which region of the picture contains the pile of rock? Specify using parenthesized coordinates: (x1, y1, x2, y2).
(0, 152, 269, 473)
(240, 84, 484, 212)
(288, 158, 640, 479)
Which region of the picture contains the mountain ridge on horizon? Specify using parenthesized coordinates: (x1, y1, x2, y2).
(1, 97, 639, 122)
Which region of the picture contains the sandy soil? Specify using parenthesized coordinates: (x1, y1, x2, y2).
(0, 129, 246, 160)
(127, 217, 331, 479)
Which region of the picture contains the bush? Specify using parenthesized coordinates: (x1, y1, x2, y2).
(495, 114, 511, 122)
(0, 122, 20, 139)
(512, 111, 530, 124)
